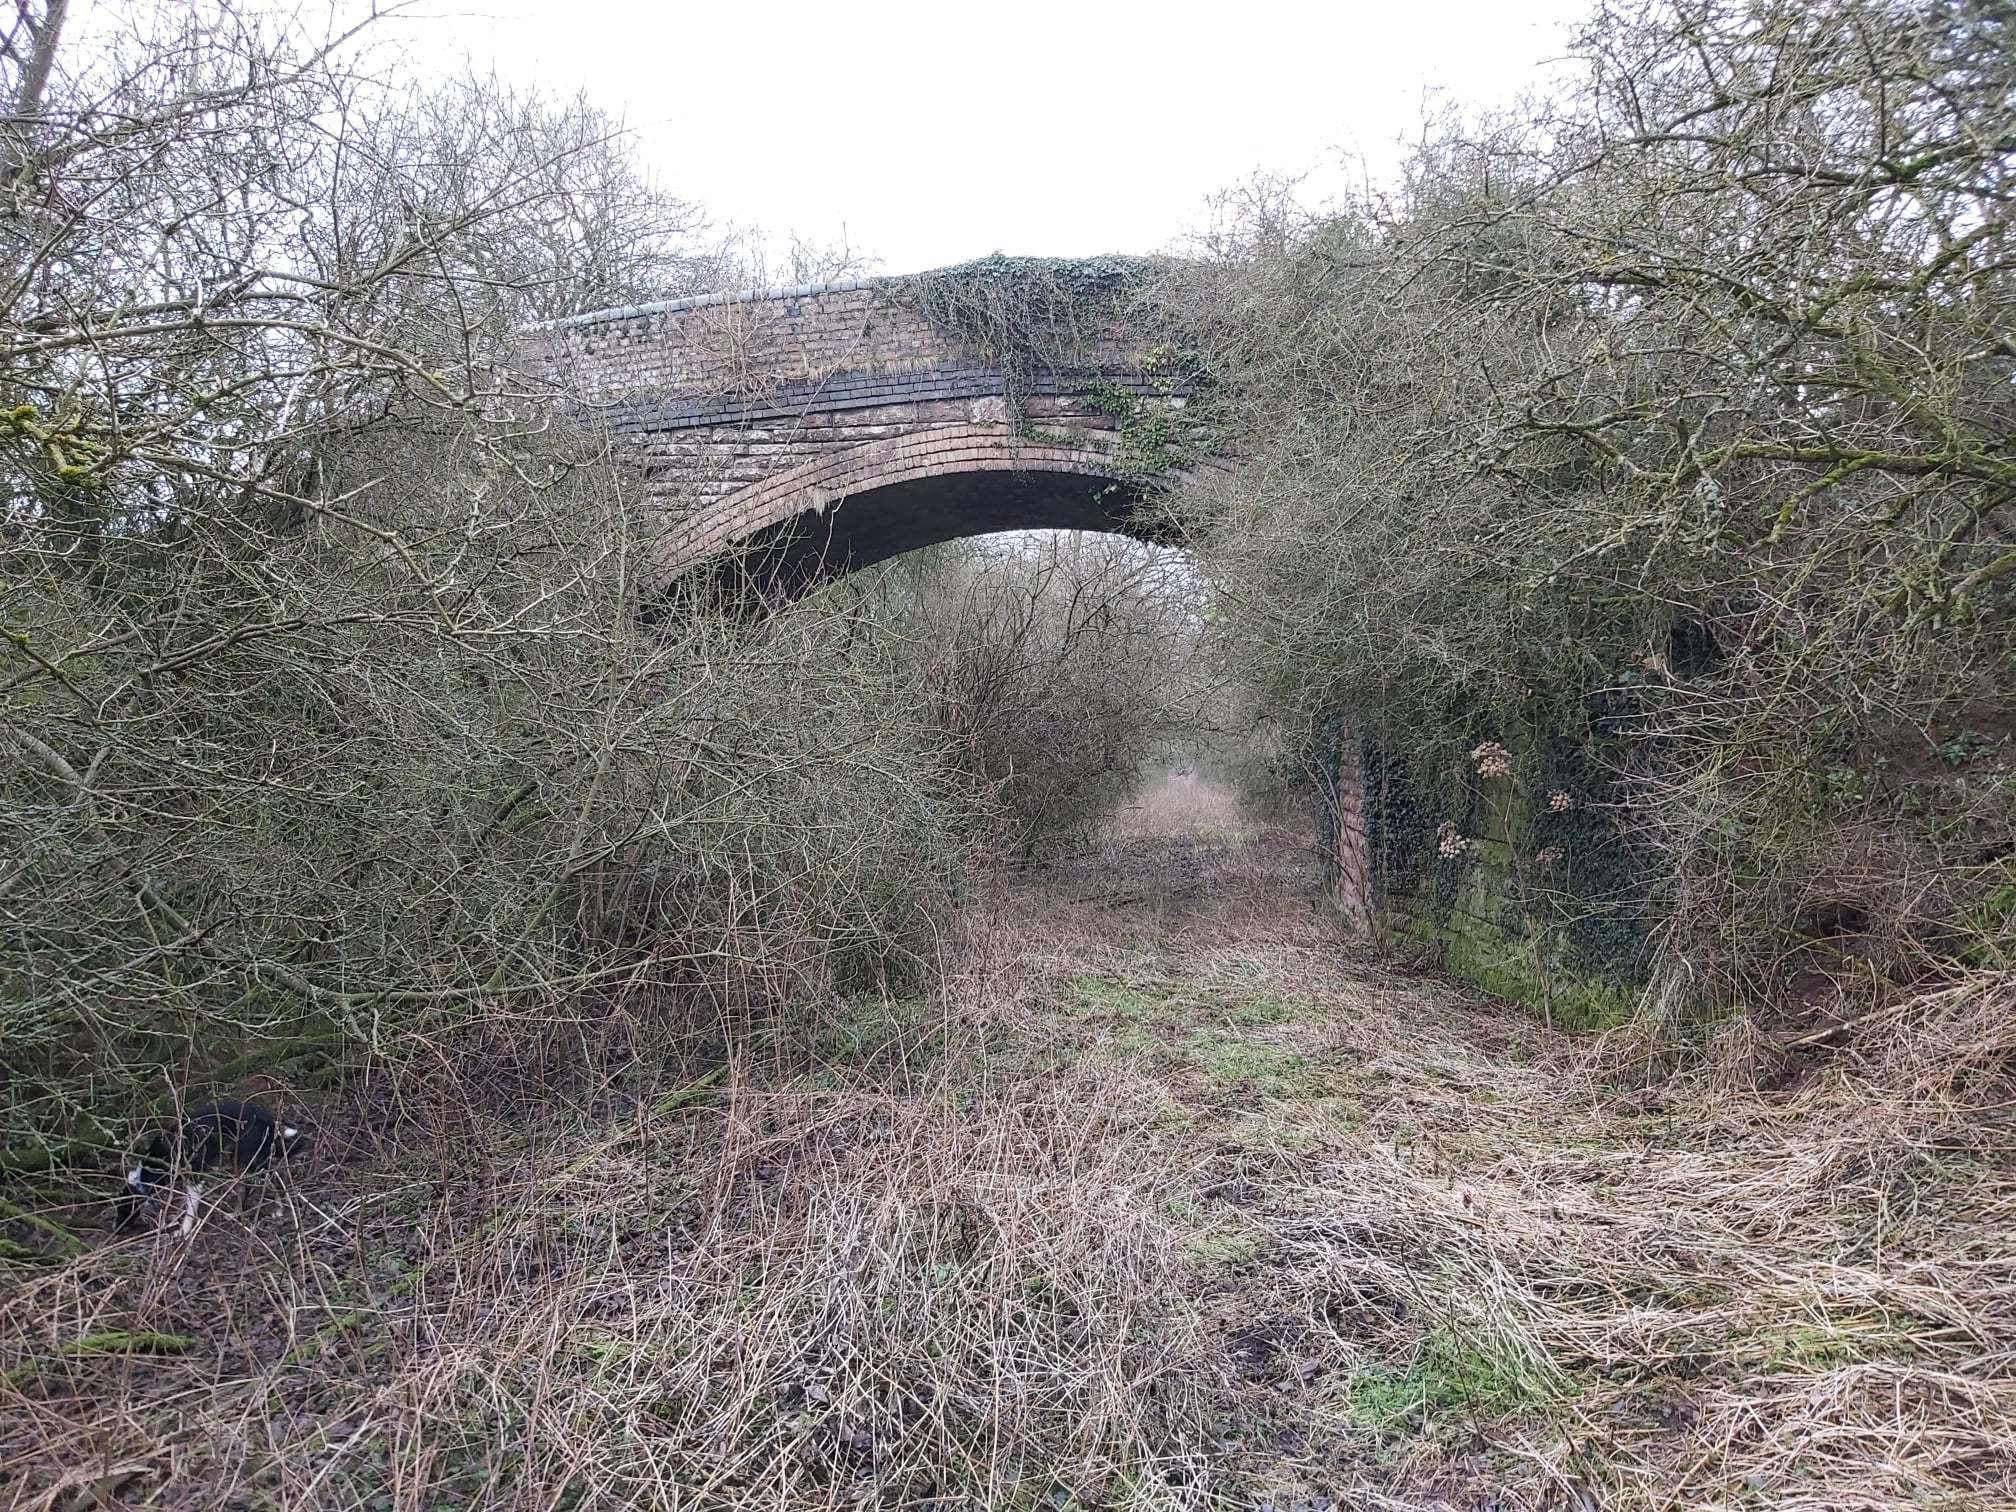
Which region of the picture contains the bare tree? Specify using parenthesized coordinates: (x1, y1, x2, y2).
(858, 532, 1207, 862)
(0, 2, 956, 1184)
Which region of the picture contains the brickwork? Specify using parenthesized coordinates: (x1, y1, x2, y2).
(652, 425, 1133, 573)
(1331, 731, 1375, 928)
(534, 278, 1144, 407)
(531, 273, 1181, 591)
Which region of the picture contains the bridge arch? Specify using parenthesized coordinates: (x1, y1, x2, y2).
(649, 423, 1175, 602)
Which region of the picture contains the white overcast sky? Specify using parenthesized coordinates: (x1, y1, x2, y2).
(379, 0, 1587, 278)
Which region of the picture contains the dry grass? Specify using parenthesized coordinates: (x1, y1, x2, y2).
(3, 812, 2012, 1510)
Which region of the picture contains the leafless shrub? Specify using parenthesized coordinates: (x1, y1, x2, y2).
(861, 532, 1210, 863)
(0, 3, 956, 1217)
(1159, 0, 2015, 1017)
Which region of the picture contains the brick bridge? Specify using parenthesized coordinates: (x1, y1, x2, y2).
(530, 264, 1190, 600)
(531, 264, 1374, 927)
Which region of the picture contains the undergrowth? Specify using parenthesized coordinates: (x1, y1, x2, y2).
(5, 819, 2008, 1510)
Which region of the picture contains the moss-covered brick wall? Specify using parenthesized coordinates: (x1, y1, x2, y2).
(1323, 708, 1656, 1030)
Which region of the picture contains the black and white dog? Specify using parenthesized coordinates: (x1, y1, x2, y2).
(115, 1098, 307, 1235)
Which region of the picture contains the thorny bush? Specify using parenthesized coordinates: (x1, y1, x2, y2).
(1162, 0, 2015, 1017)
(0, 5, 960, 1209)
(858, 533, 1208, 864)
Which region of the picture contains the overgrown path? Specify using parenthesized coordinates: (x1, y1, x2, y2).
(4, 799, 2011, 1510)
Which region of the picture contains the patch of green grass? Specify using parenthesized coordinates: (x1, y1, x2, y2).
(1158, 1193, 1203, 1226)
(1339, 1325, 1561, 1436)
(1761, 1324, 1856, 1371)
(816, 991, 927, 1065)
(1219, 992, 1301, 1027)
(1109, 1022, 1164, 1060)
(1181, 1225, 1269, 1265)
(1061, 975, 1335, 1100)
(1184, 1031, 1308, 1093)
(1223, 1108, 1322, 1153)
(1064, 973, 1168, 1023)
(1343, 1361, 1442, 1434)
(1756, 1320, 1916, 1372)
(1065, 974, 1306, 1032)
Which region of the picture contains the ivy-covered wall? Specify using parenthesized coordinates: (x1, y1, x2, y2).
(1323, 705, 1657, 1030)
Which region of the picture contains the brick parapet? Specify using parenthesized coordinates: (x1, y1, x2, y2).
(533, 279, 1151, 410)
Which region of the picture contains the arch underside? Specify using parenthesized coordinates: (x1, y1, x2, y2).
(684, 464, 1176, 607)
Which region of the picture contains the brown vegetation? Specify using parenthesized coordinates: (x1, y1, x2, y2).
(3, 1, 2011, 1506)
(862, 532, 1208, 863)
(0, 0, 961, 1189)
(1162, 0, 2014, 1016)
(4, 811, 2009, 1509)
